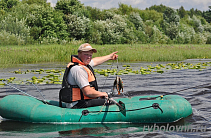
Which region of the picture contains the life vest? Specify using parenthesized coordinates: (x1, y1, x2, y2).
(60, 55, 98, 104)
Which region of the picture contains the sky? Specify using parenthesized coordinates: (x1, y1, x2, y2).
(47, 0, 211, 11)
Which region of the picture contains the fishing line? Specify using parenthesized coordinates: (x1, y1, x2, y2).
(100, 60, 115, 92)
(116, 57, 119, 74)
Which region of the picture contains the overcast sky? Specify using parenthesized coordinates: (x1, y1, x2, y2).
(47, 0, 211, 11)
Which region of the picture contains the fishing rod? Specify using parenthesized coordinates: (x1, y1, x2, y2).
(25, 80, 46, 101)
(139, 83, 211, 100)
(2, 80, 50, 104)
(173, 83, 211, 93)
(99, 57, 126, 115)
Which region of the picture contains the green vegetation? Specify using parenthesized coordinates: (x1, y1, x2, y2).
(0, 0, 211, 45)
(0, 44, 211, 68)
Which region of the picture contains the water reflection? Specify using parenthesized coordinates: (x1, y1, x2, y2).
(0, 117, 192, 137)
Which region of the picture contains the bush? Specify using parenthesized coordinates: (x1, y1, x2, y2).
(135, 30, 148, 43)
(204, 24, 211, 32)
(0, 30, 25, 45)
(192, 15, 204, 33)
(65, 14, 91, 40)
(96, 19, 122, 44)
(0, 14, 31, 44)
(165, 22, 179, 40)
(39, 36, 59, 45)
(177, 23, 195, 44)
(89, 14, 137, 44)
(128, 12, 144, 30)
(191, 33, 207, 44)
(150, 25, 169, 44)
(206, 34, 211, 44)
(88, 24, 103, 44)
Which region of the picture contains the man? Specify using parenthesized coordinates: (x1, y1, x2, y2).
(61, 43, 118, 108)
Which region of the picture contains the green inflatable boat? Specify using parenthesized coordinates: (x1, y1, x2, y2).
(0, 94, 192, 123)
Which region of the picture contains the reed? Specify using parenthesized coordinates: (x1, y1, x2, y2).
(1, 44, 211, 68)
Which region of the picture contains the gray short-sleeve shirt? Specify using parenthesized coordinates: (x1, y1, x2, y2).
(67, 60, 95, 89)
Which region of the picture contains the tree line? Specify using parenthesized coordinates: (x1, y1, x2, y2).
(0, 0, 211, 45)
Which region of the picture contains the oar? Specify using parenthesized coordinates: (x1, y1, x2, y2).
(2, 80, 51, 105)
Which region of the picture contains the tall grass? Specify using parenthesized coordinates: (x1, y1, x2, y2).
(1, 44, 211, 68)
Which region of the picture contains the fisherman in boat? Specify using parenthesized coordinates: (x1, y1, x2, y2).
(60, 43, 118, 108)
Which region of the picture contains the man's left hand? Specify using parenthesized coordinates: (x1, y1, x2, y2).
(110, 51, 118, 60)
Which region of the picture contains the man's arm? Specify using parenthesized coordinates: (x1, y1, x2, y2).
(81, 86, 108, 99)
(92, 51, 118, 66)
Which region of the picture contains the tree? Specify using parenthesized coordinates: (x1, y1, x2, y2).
(148, 4, 167, 13)
(0, 0, 19, 11)
(194, 9, 202, 16)
(22, 0, 47, 5)
(178, 6, 187, 18)
(203, 6, 211, 23)
(189, 8, 194, 18)
(163, 7, 180, 24)
(26, 5, 68, 41)
(139, 10, 163, 22)
(55, 0, 83, 15)
(85, 6, 103, 21)
(163, 7, 180, 40)
(118, 3, 134, 15)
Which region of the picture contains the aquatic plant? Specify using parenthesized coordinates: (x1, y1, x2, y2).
(1, 61, 210, 85)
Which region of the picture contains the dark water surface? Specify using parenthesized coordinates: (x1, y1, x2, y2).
(0, 60, 211, 138)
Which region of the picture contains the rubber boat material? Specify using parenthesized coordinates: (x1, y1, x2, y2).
(0, 95, 192, 123)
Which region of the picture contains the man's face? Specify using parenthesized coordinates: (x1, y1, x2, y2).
(78, 51, 93, 65)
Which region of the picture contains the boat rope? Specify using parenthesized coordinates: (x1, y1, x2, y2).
(79, 103, 163, 121)
(139, 95, 164, 100)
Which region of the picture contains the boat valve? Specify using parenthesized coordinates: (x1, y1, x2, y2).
(152, 103, 163, 113)
(82, 110, 89, 116)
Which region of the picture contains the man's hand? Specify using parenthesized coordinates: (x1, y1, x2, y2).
(82, 86, 108, 99)
(109, 51, 118, 60)
(92, 51, 118, 66)
(101, 92, 108, 99)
